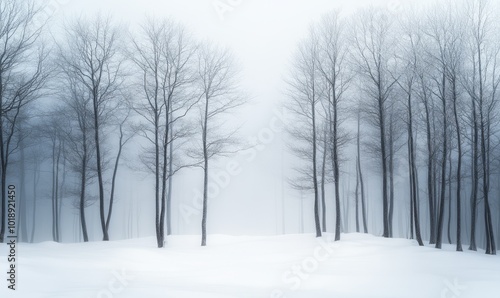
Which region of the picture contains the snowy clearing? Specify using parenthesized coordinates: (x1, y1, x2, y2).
(1, 233, 499, 298)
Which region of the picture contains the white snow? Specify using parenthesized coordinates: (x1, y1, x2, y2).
(1, 233, 499, 297)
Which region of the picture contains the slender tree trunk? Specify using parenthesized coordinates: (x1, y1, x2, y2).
(30, 161, 40, 243)
(422, 93, 438, 244)
(201, 95, 210, 246)
(436, 70, 448, 249)
(312, 94, 322, 238)
(159, 107, 170, 248)
(410, 130, 423, 246)
(407, 89, 423, 245)
(330, 93, 340, 241)
(481, 111, 496, 255)
(79, 137, 89, 242)
(355, 151, 360, 233)
(469, 103, 479, 251)
(51, 138, 57, 242)
(154, 107, 161, 248)
(357, 111, 368, 234)
(452, 78, 463, 251)
(105, 124, 125, 237)
(55, 140, 62, 242)
(409, 137, 414, 240)
(93, 90, 108, 241)
(388, 114, 395, 238)
(19, 139, 27, 242)
(447, 152, 452, 245)
(321, 126, 327, 233)
(0, 76, 8, 243)
(378, 91, 389, 238)
(166, 113, 174, 236)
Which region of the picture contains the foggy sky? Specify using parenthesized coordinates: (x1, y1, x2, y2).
(43, 0, 425, 238)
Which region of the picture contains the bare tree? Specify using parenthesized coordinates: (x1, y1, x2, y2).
(355, 107, 368, 233)
(286, 28, 323, 239)
(193, 43, 245, 246)
(57, 73, 96, 242)
(58, 15, 125, 241)
(105, 106, 134, 237)
(0, 0, 49, 243)
(37, 112, 66, 242)
(423, 2, 469, 251)
(351, 7, 398, 238)
(396, 14, 425, 245)
(317, 121, 329, 233)
(316, 11, 351, 241)
(130, 17, 197, 248)
(462, 0, 498, 255)
(24, 128, 46, 243)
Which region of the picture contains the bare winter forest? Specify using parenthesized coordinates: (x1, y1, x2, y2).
(1, 0, 500, 257)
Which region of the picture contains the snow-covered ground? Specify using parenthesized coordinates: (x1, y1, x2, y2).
(1, 233, 499, 298)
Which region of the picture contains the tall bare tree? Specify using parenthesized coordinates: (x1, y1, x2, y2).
(57, 74, 96, 242)
(396, 14, 425, 246)
(351, 7, 398, 238)
(58, 15, 125, 241)
(0, 0, 49, 243)
(286, 28, 323, 239)
(130, 17, 197, 248)
(316, 11, 351, 241)
(194, 43, 245, 246)
(462, 0, 498, 255)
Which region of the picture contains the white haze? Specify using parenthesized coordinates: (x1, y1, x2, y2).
(35, 0, 431, 240)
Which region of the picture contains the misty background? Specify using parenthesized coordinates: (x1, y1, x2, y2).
(2, 0, 498, 257)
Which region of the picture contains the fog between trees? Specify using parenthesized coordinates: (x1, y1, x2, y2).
(0, 0, 499, 254)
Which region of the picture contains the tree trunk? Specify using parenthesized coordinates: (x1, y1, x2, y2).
(19, 139, 27, 242)
(30, 161, 40, 243)
(423, 88, 437, 244)
(312, 93, 322, 238)
(355, 148, 360, 234)
(378, 91, 389, 238)
(159, 107, 170, 248)
(436, 71, 447, 249)
(321, 126, 327, 233)
(105, 124, 125, 237)
(330, 93, 340, 241)
(469, 103, 479, 251)
(154, 105, 161, 248)
(79, 138, 89, 242)
(93, 90, 108, 241)
(447, 152, 452, 245)
(407, 90, 423, 245)
(0, 104, 5, 243)
(452, 78, 463, 252)
(166, 116, 174, 236)
(388, 113, 395, 238)
(201, 95, 210, 246)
